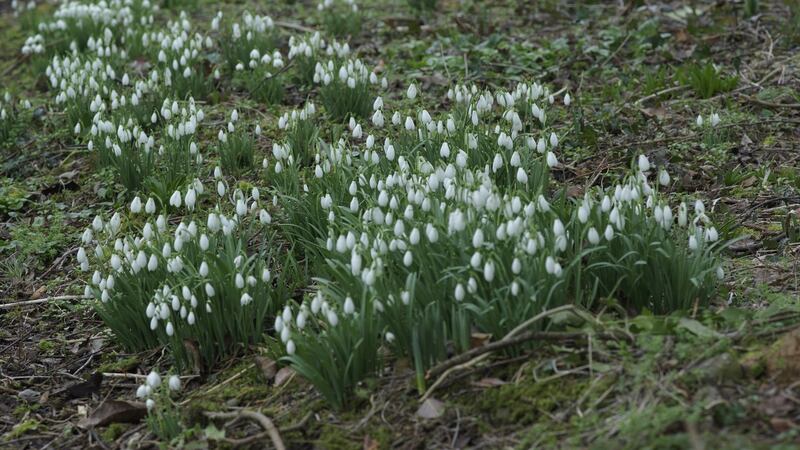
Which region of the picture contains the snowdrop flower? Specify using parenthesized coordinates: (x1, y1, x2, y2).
(168, 375, 181, 391)
(169, 191, 182, 208)
(604, 224, 614, 241)
(696, 115, 704, 127)
(483, 261, 495, 282)
(587, 227, 600, 245)
(145, 197, 156, 214)
(637, 155, 650, 173)
(407, 83, 417, 99)
(546, 151, 558, 168)
(658, 169, 670, 186)
(710, 113, 720, 127)
(147, 371, 161, 388)
(689, 234, 698, 250)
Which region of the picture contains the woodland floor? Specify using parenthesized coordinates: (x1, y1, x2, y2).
(2, 0, 800, 449)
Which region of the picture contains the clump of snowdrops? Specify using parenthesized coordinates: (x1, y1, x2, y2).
(0, 92, 32, 147)
(288, 32, 351, 86)
(231, 49, 286, 104)
(314, 58, 385, 121)
(278, 102, 320, 167)
(136, 371, 184, 441)
(78, 177, 284, 370)
(216, 109, 260, 174)
(213, 11, 278, 74)
(317, 0, 362, 38)
(269, 81, 727, 408)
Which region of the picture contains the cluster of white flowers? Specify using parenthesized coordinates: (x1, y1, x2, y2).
(273, 79, 724, 377)
(313, 58, 383, 88)
(80, 176, 276, 365)
(317, 0, 358, 12)
(288, 32, 350, 60)
(696, 112, 721, 127)
(135, 371, 181, 411)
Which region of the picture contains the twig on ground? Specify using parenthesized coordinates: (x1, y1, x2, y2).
(0, 295, 89, 309)
(421, 305, 590, 402)
(204, 409, 285, 450)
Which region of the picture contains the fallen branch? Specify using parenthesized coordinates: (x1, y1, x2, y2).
(743, 95, 800, 109)
(204, 410, 285, 450)
(425, 329, 631, 380)
(0, 295, 89, 310)
(273, 20, 316, 34)
(420, 305, 586, 402)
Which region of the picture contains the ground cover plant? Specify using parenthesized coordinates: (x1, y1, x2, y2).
(2, 0, 800, 448)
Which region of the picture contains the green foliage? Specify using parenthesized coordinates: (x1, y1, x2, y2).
(678, 63, 738, 99)
(85, 189, 283, 370)
(407, 0, 438, 13)
(319, 0, 362, 38)
(217, 124, 258, 175)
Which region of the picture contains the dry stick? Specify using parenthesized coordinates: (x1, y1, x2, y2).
(179, 363, 253, 406)
(425, 329, 629, 381)
(0, 294, 89, 309)
(205, 410, 285, 450)
(220, 411, 312, 447)
(273, 20, 316, 34)
(420, 305, 583, 402)
(743, 95, 800, 109)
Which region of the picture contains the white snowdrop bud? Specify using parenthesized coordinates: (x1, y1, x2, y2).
(516, 168, 528, 184)
(696, 115, 704, 127)
(146, 399, 155, 410)
(546, 151, 558, 168)
(454, 284, 465, 301)
(472, 229, 484, 248)
(205, 282, 215, 297)
(604, 224, 614, 241)
(658, 169, 670, 186)
(145, 197, 156, 214)
(440, 142, 450, 158)
(587, 227, 600, 245)
(168, 375, 181, 391)
(147, 371, 161, 388)
(286, 340, 296, 355)
(638, 155, 651, 173)
(327, 310, 338, 326)
(407, 83, 417, 99)
(710, 113, 720, 127)
(549, 132, 558, 148)
(344, 296, 356, 315)
(483, 261, 495, 282)
(564, 93, 571, 106)
(403, 250, 413, 267)
(689, 234, 698, 250)
(169, 190, 181, 208)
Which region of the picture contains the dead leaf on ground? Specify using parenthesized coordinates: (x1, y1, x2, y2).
(255, 356, 277, 382)
(640, 107, 668, 120)
(471, 377, 507, 388)
(770, 417, 798, 433)
(765, 327, 800, 382)
(416, 398, 445, 420)
(470, 332, 491, 349)
(274, 367, 295, 387)
(77, 400, 147, 429)
(363, 435, 379, 450)
(30, 286, 47, 300)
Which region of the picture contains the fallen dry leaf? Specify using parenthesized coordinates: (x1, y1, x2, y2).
(471, 377, 507, 388)
(77, 400, 146, 429)
(274, 367, 295, 387)
(31, 286, 47, 300)
(765, 327, 800, 382)
(255, 356, 277, 382)
(416, 398, 445, 420)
